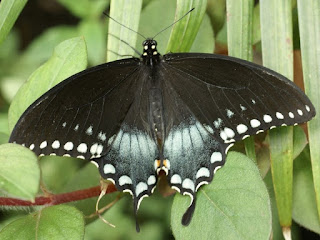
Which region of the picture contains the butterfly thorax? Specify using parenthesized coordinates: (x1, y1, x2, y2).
(141, 39, 161, 66)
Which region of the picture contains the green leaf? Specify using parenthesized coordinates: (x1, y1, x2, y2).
(207, 0, 226, 34)
(260, 0, 294, 229)
(166, 0, 207, 53)
(107, 0, 142, 62)
(10, 26, 78, 79)
(226, 0, 256, 162)
(297, 0, 320, 222)
(8, 37, 87, 131)
(0, 0, 27, 45)
(57, 0, 110, 19)
(0, 205, 84, 240)
(0, 132, 9, 145)
(85, 196, 166, 240)
(0, 143, 39, 201)
(292, 148, 320, 234)
(78, 19, 107, 66)
(171, 152, 272, 240)
(40, 156, 83, 193)
(138, 0, 214, 54)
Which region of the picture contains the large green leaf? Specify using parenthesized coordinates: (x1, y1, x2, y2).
(171, 152, 272, 240)
(0, 143, 39, 201)
(8, 37, 87, 131)
(0, 205, 84, 240)
(0, 0, 27, 45)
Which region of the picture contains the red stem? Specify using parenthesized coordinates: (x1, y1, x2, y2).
(0, 185, 117, 206)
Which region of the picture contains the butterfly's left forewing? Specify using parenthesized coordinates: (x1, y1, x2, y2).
(10, 58, 142, 159)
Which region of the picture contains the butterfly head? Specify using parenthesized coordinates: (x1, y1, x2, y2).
(142, 39, 160, 66)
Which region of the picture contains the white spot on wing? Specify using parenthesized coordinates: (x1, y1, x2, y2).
(40, 141, 47, 149)
(90, 143, 98, 155)
(263, 114, 273, 123)
(86, 126, 93, 135)
(226, 109, 234, 118)
(62, 122, 67, 128)
(196, 167, 210, 179)
(250, 119, 261, 128)
(98, 131, 107, 142)
(276, 112, 284, 119)
(289, 112, 294, 118)
(182, 178, 195, 192)
(64, 142, 73, 151)
(74, 124, 79, 131)
(171, 174, 182, 184)
(213, 118, 223, 129)
(77, 143, 87, 153)
(211, 152, 222, 163)
(237, 124, 248, 134)
(297, 109, 303, 116)
(240, 104, 246, 111)
(147, 175, 156, 185)
(103, 164, 115, 174)
(52, 140, 60, 149)
(306, 105, 310, 112)
(29, 144, 35, 150)
(136, 182, 148, 196)
(224, 127, 235, 139)
(119, 175, 132, 186)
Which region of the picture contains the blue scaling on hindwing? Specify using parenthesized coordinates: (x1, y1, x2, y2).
(163, 117, 228, 225)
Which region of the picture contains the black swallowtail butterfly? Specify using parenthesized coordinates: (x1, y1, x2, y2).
(9, 19, 315, 231)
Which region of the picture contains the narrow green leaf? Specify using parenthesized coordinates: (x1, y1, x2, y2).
(297, 0, 320, 222)
(0, 205, 84, 240)
(227, 0, 256, 162)
(57, 0, 110, 19)
(0, 0, 27, 45)
(171, 152, 272, 240)
(0, 144, 39, 201)
(292, 148, 320, 235)
(107, 0, 142, 62)
(166, 0, 207, 53)
(8, 37, 87, 131)
(260, 0, 294, 230)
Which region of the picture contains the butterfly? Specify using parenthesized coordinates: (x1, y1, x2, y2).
(9, 22, 315, 232)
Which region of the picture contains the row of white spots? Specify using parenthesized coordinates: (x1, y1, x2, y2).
(36, 140, 104, 158)
(170, 150, 225, 192)
(217, 105, 311, 143)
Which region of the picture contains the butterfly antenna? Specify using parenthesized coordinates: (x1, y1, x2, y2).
(108, 33, 142, 56)
(103, 11, 147, 40)
(152, 7, 195, 39)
